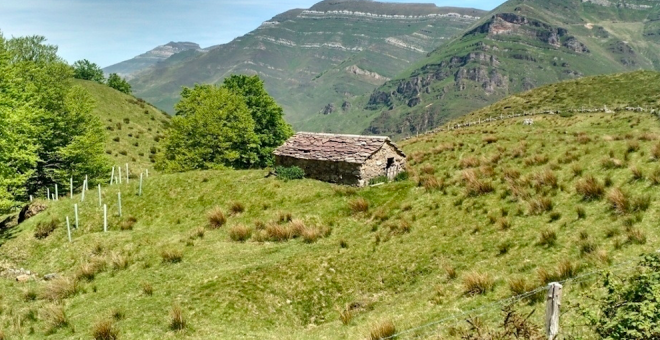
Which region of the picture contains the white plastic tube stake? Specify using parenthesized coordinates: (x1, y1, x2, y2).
(145, 169, 149, 178)
(139, 173, 143, 196)
(125, 163, 129, 184)
(103, 204, 108, 232)
(110, 166, 115, 185)
(47, 188, 50, 201)
(85, 175, 88, 191)
(81, 180, 86, 202)
(98, 184, 102, 206)
(118, 166, 122, 185)
(74, 204, 79, 229)
(55, 184, 58, 200)
(66, 216, 72, 242)
(118, 192, 122, 217)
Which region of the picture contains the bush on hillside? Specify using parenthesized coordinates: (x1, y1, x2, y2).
(275, 166, 304, 181)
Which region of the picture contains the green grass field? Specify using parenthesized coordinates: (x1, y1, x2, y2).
(1, 105, 660, 338)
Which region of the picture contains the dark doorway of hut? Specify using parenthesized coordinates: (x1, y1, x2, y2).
(386, 157, 396, 180)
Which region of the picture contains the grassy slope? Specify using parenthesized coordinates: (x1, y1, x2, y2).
(76, 80, 170, 173)
(2, 108, 660, 338)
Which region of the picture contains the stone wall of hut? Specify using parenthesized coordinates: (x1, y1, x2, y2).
(275, 156, 363, 186)
(360, 143, 406, 182)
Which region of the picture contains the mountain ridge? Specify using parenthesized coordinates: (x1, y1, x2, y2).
(103, 41, 202, 79)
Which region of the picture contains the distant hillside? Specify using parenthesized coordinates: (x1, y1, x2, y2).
(75, 80, 170, 172)
(102, 42, 201, 79)
(127, 0, 485, 134)
(362, 0, 660, 138)
(463, 70, 660, 120)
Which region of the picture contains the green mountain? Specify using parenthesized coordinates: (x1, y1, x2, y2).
(127, 0, 485, 133)
(102, 42, 201, 79)
(2, 72, 660, 339)
(363, 0, 660, 138)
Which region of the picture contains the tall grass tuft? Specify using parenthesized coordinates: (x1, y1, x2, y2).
(229, 224, 252, 242)
(207, 207, 227, 229)
(92, 319, 119, 340)
(463, 272, 494, 295)
(229, 202, 245, 215)
(419, 175, 443, 192)
(630, 166, 644, 181)
(462, 169, 494, 196)
(459, 156, 480, 169)
(34, 217, 60, 239)
(41, 276, 79, 301)
(607, 188, 629, 214)
(369, 320, 396, 340)
(538, 230, 557, 247)
(42, 304, 68, 330)
(652, 142, 660, 160)
(348, 198, 370, 214)
(575, 175, 604, 200)
(161, 249, 183, 263)
(170, 304, 186, 331)
(528, 197, 553, 215)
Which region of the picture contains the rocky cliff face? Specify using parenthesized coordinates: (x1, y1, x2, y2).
(359, 0, 660, 139)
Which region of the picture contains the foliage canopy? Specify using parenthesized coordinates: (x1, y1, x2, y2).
(72, 59, 105, 83)
(106, 73, 132, 94)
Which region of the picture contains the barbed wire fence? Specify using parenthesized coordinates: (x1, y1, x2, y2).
(378, 253, 648, 340)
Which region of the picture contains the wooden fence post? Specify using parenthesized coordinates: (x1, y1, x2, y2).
(545, 282, 562, 340)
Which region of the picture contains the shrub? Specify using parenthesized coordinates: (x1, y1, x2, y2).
(348, 198, 370, 213)
(229, 201, 245, 215)
(275, 166, 304, 181)
(369, 320, 396, 340)
(170, 304, 186, 331)
(394, 171, 409, 182)
(463, 272, 494, 295)
(161, 249, 183, 263)
(229, 224, 252, 242)
(207, 207, 227, 229)
(92, 319, 119, 340)
(576, 175, 604, 200)
(34, 218, 60, 239)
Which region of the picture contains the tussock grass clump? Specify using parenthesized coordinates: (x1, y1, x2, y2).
(497, 218, 511, 231)
(538, 260, 580, 284)
(524, 154, 549, 167)
(141, 282, 153, 296)
(601, 157, 624, 169)
(576, 206, 586, 219)
(580, 240, 598, 256)
(333, 186, 357, 196)
(420, 164, 435, 175)
(92, 319, 119, 340)
(463, 272, 494, 295)
(607, 188, 629, 214)
(43, 304, 68, 330)
(503, 168, 520, 181)
(337, 306, 353, 325)
(462, 169, 494, 196)
(35, 217, 60, 239)
(265, 223, 293, 242)
(571, 164, 583, 177)
(630, 166, 644, 181)
(576, 134, 591, 144)
(170, 304, 186, 331)
(76, 261, 104, 282)
(110, 252, 129, 270)
(41, 276, 79, 301)
(277, 211, 293, 223)
(649, 168, 660, 185)
(348, 198, 370, 213)
(459, 156, 480, 169)
(508, 277, 533, 296)
(627, 140, 640, 153)
(207, 207, 227, 229)
(418, 175, 444, 192)
(528, 197, 553, 215)
(190, 227, 205, 239)
(652, 142, 660, 160)
(575, 175, 604, 200)
(538, 230, 557, 247)
(228, 224, 252, 242)
(229, 201, 245, 215)
(482, 135, 498, 144)
(627, 229, 647, 245)
(120, 216, 137, 231)
(444, 265, 457, 280)
(161, 249, 183, 263)
(369, 320, 396, 340)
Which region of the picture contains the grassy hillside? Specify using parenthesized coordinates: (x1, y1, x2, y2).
(362, 0, 660, 138)
(1, 104, 660, 338)
(76, 80, 170, 173)
(462, 70, 660, 120)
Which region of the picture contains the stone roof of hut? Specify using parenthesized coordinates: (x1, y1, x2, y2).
(274, 132, 405, 164)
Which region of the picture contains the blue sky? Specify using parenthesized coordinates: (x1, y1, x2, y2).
(0, 0, 504, 68)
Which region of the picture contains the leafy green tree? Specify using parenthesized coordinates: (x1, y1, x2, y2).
(72, 59, 105, 83)
(584, 253, 660, 339)
(157, 85, 259, 171)
(4, 35, 60, 64)
(106, 73, 132, 94)
(222, 75, 293, 167)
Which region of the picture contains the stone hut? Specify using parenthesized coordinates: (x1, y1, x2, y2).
(274, 132, 406, 186)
